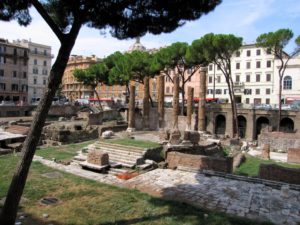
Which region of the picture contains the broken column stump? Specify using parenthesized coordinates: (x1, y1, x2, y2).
(169, 129, 181, 145)
(261, 144, 270, 160)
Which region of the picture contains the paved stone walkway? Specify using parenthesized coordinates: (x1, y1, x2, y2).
(34, 156, 300, 225)
(248, 149, 288, 162)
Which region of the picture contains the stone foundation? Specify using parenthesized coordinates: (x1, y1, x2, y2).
(259, 164, 300, 185)
(166, 151, 233, 173)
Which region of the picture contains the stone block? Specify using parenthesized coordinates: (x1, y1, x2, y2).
(169, 129, 181, 145)
(87, 150, 109, 166)
(159, 129, 170, 141)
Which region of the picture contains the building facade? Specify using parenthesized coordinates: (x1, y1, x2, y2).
(61, 55, 98, 101)
(0, 38, 29, 103)
(14, 39, 53, 103)
(206, 44, 300, 105)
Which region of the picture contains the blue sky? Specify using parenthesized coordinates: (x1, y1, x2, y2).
(1, 0, 299, 59)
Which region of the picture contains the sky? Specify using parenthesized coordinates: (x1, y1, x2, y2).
(0, 0, 299, 61)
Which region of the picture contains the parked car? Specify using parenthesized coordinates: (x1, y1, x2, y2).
(0, 101, 15, 106)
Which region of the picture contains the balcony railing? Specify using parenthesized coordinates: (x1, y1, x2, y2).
(233, 82, 244, 87)
(29, 50, 54, 58)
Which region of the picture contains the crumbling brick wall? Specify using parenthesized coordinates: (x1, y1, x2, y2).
(259, 164, 300, 185)
(287, 148, 300, 164)
(166, 151, 233, 173)
(258, 132, 300, 152)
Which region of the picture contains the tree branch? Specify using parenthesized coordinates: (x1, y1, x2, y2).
(30, 0, 64, 42)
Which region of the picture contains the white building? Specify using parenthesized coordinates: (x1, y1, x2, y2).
(206, 44, 300, 105)
(13, 39, 52, 103)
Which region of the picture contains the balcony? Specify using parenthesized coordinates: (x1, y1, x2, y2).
(29, 50, 54, 58)
(233, 82, 244, 87)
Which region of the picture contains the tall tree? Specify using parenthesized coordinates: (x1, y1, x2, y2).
(73, 62, 110, 110)
(192, 33, 242, 138)
(154, 42, 206, 115)
(0, 1, 222, 224)
(256, 29, 300, 131)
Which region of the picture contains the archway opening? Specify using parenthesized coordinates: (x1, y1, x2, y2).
(256, 117, 269, 139)
(238, 115, 247, 138)
(215, 115, 226, 135)
(280, 117, 294, 133)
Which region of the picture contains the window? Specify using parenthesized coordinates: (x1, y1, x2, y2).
(266, 98, 270, 104)
(43, 60, 47, 66)
(0, 83, 5, 91)
(166, 87, 170, 93)
(256, 61, 261, 68)
(236, 75, 240, 82)
(42, 69, 48, 75)
(247, 50, 251, 57)
(283, 76, 292, 90)
(23, 72, 27, 78)
(216, 89, 222, 94)
(255, 89, 260, 95)
(34, 48, 37, 54)
(246, 62, 251, 69)
(209, 76, 213, 83)
(266, 88, 271, 95)
(246, 75, 250, 82)
(224, 89, 227, 94)
(24, 50, 28, 57)
(14, 58, 17, 65)
(236, 51, 240, 57)
(34, 59, 37, 65)
(266, 60, 271, 68)
(236, 62, 240, 69)
(209, 64, 213, 71)
(266, 74, 271, 82)
(34, 78, 37, 85)
(256, 49, 261, 55)
(267, 48, 272, 54)
(244, 89, 252, 95)
(44, 50, 47, 56)
(11, 84, 18, 91)
(217, 76, 221, 83)
(33, 88, 36, 95)
(13, 48, 17, 55)
(217, 65, 221, 70)
(0, 69, 3, 77)
(33, 68, 38, 74)
(245, 98, 250, 104)
(12, 71, 17, 78)
(23, 59, 27, 66)
(256, 74, 260, 82)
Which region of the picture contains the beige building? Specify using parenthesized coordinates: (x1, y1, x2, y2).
(61, 55, 98, 101)
(0, 38, 29, 103)
(14, 39, 52, 103)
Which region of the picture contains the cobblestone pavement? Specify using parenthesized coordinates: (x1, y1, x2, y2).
(34, 156, 300, 225)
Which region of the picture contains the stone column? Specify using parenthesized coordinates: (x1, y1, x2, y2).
(157, 75, 165, 129)
(143, 76, 150, 130)
(186, 86, 194, 131)
(127, 85, 135, 132)
(198, 67, 207, 132)
(173, 74, 179, 129)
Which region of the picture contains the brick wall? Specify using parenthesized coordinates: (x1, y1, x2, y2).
(166, 151, 233, 173)
(287, 148, 300, 164)
(258, 132, 300, 152)
(259, 164, 300, 185)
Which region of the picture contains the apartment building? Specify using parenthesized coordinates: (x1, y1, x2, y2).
(206, 44, 300, 105)
(61, 55, 98, 101)
(0, 38, 29, 103)
(14, 39, 52, 103)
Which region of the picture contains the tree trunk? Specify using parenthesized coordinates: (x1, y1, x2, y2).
(198, 67, 207, 132)
(0, 33, 80, 225)
(180, 82, 185, 116)
(186, 86, 194, 131)
(127, 85, 135, 131)
(278, 76, 283, 131)
(227, 77, 238, 138)
(157, 75, 165, 129)
(143, 76, 150, 130)
(94, 89, 103, 111)
(173, 74, 179, 129)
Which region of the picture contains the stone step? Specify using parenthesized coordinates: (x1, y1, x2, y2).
(73, 155, 87, 162)
(95, 142, 146, 153)
(94, 146, 144, 158)
(109, 160, 135, 168)
(109, 168, 128, 175)
(92, 144, 145, 155)
(109, 156, 144, 166)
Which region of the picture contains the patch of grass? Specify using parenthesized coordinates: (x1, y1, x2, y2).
(0, 154, 273, 225)
(35, 140, 96, 160)
(105, 138, 160, 148)
(235, 154, 300, 177)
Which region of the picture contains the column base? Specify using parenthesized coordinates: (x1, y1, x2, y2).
(126, 127, 136, 132)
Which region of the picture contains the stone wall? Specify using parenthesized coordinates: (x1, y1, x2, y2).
(259, 164, 300, 185)
(47, 105, 81, 117)
(287, 148, 300, 164)
(0, 106, 35, 117)
(258, 132, 300, 152)
(166, 151, 233, 173)
(87, 110, 120, 125)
